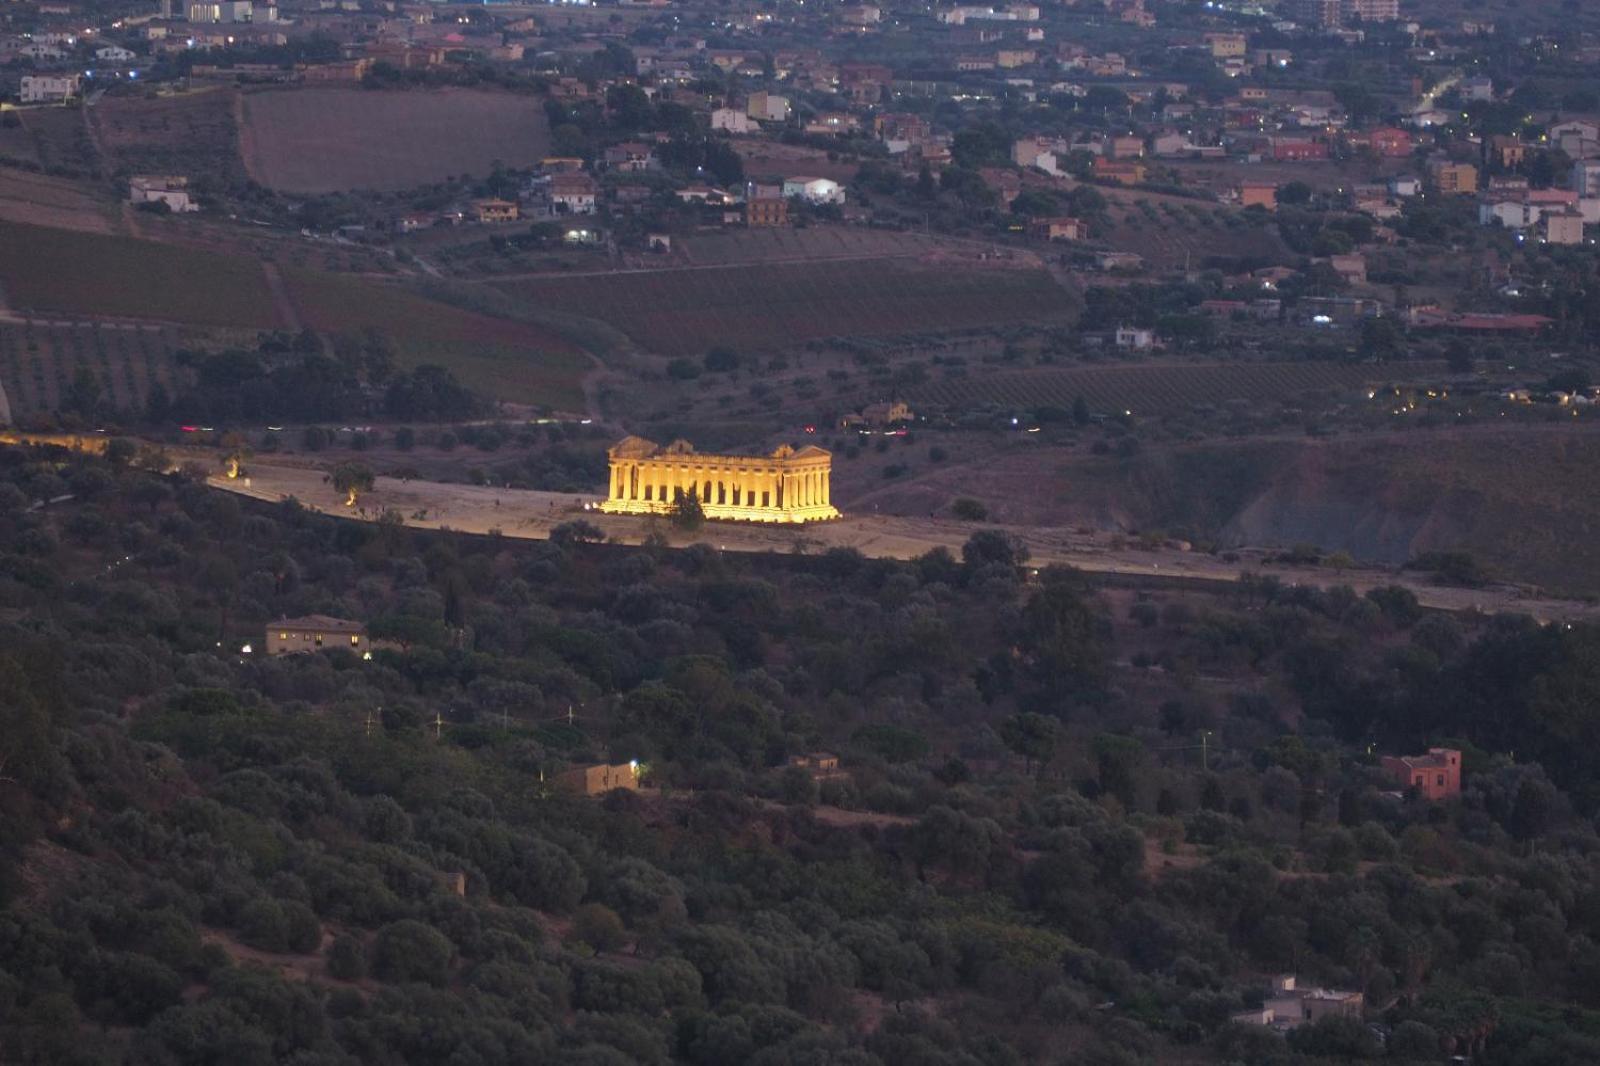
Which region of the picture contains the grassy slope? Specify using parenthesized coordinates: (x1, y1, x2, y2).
(283, 270, 592, 412)
(0, 220, 279, 328)
(497, 260, 1078, 357)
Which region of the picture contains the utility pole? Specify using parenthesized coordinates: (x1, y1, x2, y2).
(365, 708, 376, 738)
(1201, 730, 1212, 772)
(433, 712, 444, 741)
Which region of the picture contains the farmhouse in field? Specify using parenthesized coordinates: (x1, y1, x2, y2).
(128, 175, 199, 213)
(602, 437, 839, 524)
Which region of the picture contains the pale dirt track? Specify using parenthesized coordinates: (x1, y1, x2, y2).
(212, 462, 1600, 624)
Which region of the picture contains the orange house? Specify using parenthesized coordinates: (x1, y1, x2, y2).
(1381, 748, 1461, 801)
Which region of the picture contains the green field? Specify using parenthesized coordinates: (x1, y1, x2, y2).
(498, 260, 1077, 357)
(284, 271, 592, 412)
(0, 221, 279, 328)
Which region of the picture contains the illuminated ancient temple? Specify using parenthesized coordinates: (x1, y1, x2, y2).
(601, 437, 840, 524)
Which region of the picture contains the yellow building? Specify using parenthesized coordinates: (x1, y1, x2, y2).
(602, 437, 839, 524)
(1427, 160, 1478, 195)
(557, 762, 641, 795)
(265, 615, 370, 655)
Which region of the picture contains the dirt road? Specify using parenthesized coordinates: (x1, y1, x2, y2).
(211, 461, 1600, 624)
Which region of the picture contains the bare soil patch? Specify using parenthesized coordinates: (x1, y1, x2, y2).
(239, 88, 550, 194)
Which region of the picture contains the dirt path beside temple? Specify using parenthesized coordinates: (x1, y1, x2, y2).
(210, 462, 1600, 625)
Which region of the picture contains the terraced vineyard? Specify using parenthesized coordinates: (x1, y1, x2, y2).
(501, 260, 1076, 357)
(0, 322, 187, 420)
(910, 361, 1416, 416)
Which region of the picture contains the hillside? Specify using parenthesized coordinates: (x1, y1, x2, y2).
(849, 426, 1600, 596)
(6, 441, 1600, 1064)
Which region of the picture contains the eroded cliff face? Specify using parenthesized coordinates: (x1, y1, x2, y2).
(1125, 430, 1600, 593)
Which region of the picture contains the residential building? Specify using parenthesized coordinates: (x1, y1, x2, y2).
(783, 176, 845, 204)
(1328, 254, 1367, 284)
(550, 173, 598, 215)
(746, 91, 791, 122)
(1109, 135, 1145, 159)
(469, 198, 519, 223)
(265, 615, 371, 656)
(603, 142, 656, 172)
(1459, 75, 1495, 102)
(711, 108, 754, 134)
(128, 175, 199, 213)
(1480, 199, 1539, 229)
(1115, 325, 1155, 350)
(876, 112, 928, 146)
(804, 112, 859, 135)
(1092, 158, 1146, 185)
(19, 75, 81, 104)
(557, 762, 641, 796)
(1390, 176, 1422, 198)
(1233, 975, 1365, 1031)
(1368, 127, 1413, 158)
(1028, 216, 1088, 241)
(188, 0, 251, 21)
(1573, 161, 1600, 199)
(789, 752, 849, 782)
(746, 197, 789, 227)
(95, 45, 137, 62)
(1347, 0, 1399, 20)
(1206, 33, 1247, 59)
(1293, 0, 1343, 28)
(1381, 748, 1462, 800)
(1543, 209, 1585, 246)
(1272, 137, 1329, 162)
(1491, 135, 1527, 168)
(1428, 160, 1478, 195)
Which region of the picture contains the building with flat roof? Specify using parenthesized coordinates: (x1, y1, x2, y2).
(1381, 747, 1462, 800)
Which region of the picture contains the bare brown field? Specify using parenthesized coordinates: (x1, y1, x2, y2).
(0, 169, 114, 234)
(0, 320, 187, 419)
(91, 88, 247, 187)
(736, 141, 863, 183)
(239, 88, 551, 194)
